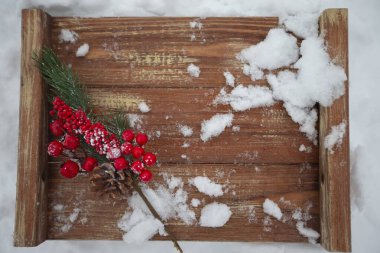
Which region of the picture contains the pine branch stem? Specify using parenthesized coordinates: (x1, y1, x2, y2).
(130, 177, 183, 253)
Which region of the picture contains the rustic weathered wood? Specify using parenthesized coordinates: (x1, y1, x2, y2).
(15, 9, 51, 246)
(319, 9, 351, 252)
(16, 8, 349, 249)
(45, 15, 320, 243)
(47, 163, 320, 242)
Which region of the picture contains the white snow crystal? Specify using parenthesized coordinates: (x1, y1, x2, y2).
(53, 204, 65, 211)
(214, 84, 275, 112)
(280, 13, 319, 39)
(182, 141, 190, 148)
(199, 202, 232, 227)
(76, 43, 89, 57)
(296, 221, 320, 244)
(127, 182, 195, 225)
(189, 20, 203, 30)
(187, 63, 201, 77)
(299, 144, 312, 153)
(232, 125, 240, 132)
(200, 113, 234, 142)
(138, 101, 151, 113)
(118, 179, 196, 244)
(267, 36, 346, 143)
(178, 124, 193, 137)
(189, 176, 223, 197)
(263, 198, 283, 221)
(324, 121, 346, 153)
(69, 208, 81, 223)
(161, 173, 184, 190)
(191, 198, 201, 207)
(118, 209, 165, 244)
(128, 114, 143, 130)
(59, 29, 78, 43)
(237, 28, 299, 80)
(223, 71, 235, 87)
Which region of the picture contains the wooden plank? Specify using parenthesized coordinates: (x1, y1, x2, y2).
(47, 163, 319, 242)
(50, 17, 278, 88)
(319, 9, 351, 252)
(14, 9, 51, 247)
(86, 87, 318, 164)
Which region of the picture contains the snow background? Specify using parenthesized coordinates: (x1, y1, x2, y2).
(1, 0, 379, 252)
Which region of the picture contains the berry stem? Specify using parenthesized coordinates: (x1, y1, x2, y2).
(130, 175, 183, 253)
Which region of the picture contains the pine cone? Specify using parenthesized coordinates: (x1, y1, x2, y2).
(89, 163, 133, 199)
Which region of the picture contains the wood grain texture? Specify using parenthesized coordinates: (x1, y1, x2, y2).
(15, 9, 51, 247)
(47, 163, 320, 242)
(16, 9, 350, 248)
(319, 9, 351, 252)
(44, 15, 320, 243)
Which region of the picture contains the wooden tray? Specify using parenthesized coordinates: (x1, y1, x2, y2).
(15, 8, 350, 252)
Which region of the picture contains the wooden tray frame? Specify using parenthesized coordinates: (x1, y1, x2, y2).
(14, 8, 350, 252)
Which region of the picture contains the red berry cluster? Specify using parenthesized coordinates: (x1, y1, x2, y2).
(113, 130, 156, 182)
(47, 96, 156, 182)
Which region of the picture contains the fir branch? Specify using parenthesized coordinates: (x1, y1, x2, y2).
(32, 48, 91, 113)
(96, 112, 129, 140)
(80, 140, 108, 164)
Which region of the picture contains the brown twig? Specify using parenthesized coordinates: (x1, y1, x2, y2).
(130, 176, 183, 253)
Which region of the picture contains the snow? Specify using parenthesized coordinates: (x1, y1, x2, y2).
(76, 43, 89, 57)
(118, 209, 165, 244)
(223, 71, 235, 87)
(1, 0, 380, 253)
(137, 101, 151, 113)
(189, 176, 224, 197)
(296, 221, 320, 244)
(69, 208, 81, 223)
(58, 29, 78, 43)
(182, 141, 190, 148)
(200, 113, 234, 142)
(53, 206, 81, 233)
(324, 121, 346, 153)
(237, 28, 299, 80)
(178, 124, 193, 137)
(263, 199, 283, 221)
(187, 63, 201, 77)
(128, 113, 143, 130)
(191, 198, 201, 207)
(127, 178, 196, 226)
(199, 202, 232, 228)
(299, 144, 312, 153)
(189, 19, 203, 30)
(267, 36, 347, 143)
(117, 174, 196, 244)
(280, 13, 319, 39)
(232, 125, 240, 132)
(214, 84, 275, 112)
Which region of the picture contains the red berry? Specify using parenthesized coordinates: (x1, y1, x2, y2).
(121, 142, 133, 155)
(63, 134, 80, 150)
(136, 133, 148, 146)
(131, 160, 144, 174)
(132, 146, 145, 158)
(82, 157, 98, 172)
(114, 157, 128, 170)
(122, 129, 135, 142)
(49, 120, 64, 136)
(60, 160, 79, 178)
(139, 170, 153, 182)
(47, 140, 63, 157)
(143, 152, 157, 166)
(106, 147, 121, 159)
